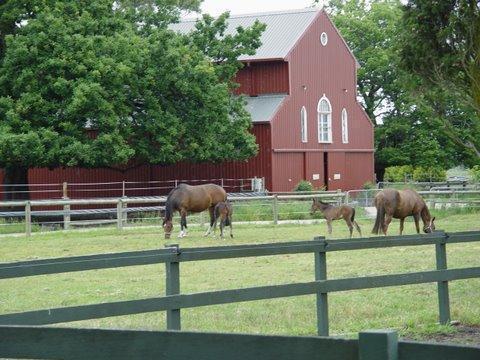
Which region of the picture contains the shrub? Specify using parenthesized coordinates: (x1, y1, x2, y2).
(294, 180, 313, 192)
(470, 165, 480, 182)
(383, 165, 414, 182)
(412, 166, 446, 182)
(362, 181, 376, 189)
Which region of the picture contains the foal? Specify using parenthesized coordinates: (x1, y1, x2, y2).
(213, 201, 233, 239)
(310, 198, 362, 238)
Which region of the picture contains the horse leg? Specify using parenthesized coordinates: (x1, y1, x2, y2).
(413, 213, 421, 234)
(326, 219, 333, 235)
(178, 210, 187, 238)
(344, 217, 354, 238)
(383, 214, 393, 236)
(229, 215, 233, 238)
(204, 206, 215, 236)
(220, 217, 225, 239)
(353, 221, 362, 237)
(399, 218, 405, 235)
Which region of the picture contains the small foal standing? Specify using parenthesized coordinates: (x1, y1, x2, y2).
(213, 201, 233, 239)
(310, 198, 362, 238)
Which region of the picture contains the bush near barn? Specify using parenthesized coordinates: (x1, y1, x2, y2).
(384, 165, 446, 182)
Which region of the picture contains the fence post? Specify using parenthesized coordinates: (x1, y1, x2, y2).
(117, 199, 123, 230)
(314, 236, 329, 336)
(272, 195, 279, 225)
(122, 181, 126, 198)
(63, 204, 71, 230)
(165, 244, 181, 330)
(436, 231, 451, 325)
(359, 330, 398, 360)
(25, 201, 31, 237)
(62, 182, 68, 198)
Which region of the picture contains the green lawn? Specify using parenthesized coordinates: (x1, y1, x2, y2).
(1, 210, 479, 343)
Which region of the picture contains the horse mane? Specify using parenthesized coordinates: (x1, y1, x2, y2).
(164, 188, 177, 221)
(318, 200, 332, 208)
(421, 203, 431, 222)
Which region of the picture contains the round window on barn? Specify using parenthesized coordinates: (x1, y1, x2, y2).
(320, 32, 328, 46)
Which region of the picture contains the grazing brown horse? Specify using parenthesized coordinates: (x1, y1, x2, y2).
(310, 198, 362, 238)
(162, 183, 227, 239)
(372, 189, 435, 235)
(213, 201, 233, 239)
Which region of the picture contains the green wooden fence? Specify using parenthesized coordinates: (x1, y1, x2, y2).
(0, 326, 479, 360)
(1, 231, 480, 337)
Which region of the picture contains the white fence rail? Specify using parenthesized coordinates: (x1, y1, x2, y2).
(1, 189, 479, 237)
(0, 177, 265, 200)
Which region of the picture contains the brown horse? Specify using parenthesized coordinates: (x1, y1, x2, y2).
(213, 201, 233, 239)
(372, 189, 435, 235)
(162, 183, 227, 239)
(310, 198, 362, 238)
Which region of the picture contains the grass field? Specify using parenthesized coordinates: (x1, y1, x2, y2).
(1, 209, 479, 343)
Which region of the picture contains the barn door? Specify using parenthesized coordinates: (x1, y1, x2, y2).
(323, 152, 329, 190)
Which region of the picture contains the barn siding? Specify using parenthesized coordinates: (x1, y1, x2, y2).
(268, 11, 374, 191)
(234, 61, 289, 96)
(271, 152, 304, 192)
(7, 125, 273, 198)
(344, 152, 375, 190)
(305, 152, 325, 190)
(0, 169, 3, 197)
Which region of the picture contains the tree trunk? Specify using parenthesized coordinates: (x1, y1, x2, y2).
(2, 166, 30, 201)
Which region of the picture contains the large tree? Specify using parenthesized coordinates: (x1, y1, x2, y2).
(401, 0, 480, 159)
(0, 0, 264, 199)
(323, 0, 480, 178)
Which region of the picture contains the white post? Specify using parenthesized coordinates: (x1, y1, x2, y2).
(25, 201, 31, 237)
(117, 199, 123, 230)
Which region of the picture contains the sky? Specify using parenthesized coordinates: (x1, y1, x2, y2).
(200, 0, 319, 16)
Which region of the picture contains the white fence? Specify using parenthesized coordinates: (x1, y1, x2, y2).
(0, 177, 264, 200)
(1, 189, 479, 237)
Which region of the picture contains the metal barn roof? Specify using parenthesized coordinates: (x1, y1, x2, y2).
(244, 95, 286, 123)
(169, 8, 320, 61)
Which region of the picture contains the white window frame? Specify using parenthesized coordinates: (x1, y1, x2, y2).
(317, 95, 332, 143)
(341, 108, 349, 144)
(301, 106, 308, 143)
(320, 32, 328, 46)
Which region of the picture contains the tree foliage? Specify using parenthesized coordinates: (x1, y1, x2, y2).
(401, 0, 480, 158)
(0, 0, 265, 190)
(325, 0, 480, 178)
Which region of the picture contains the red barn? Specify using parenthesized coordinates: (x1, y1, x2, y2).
(0, 8, 374, 197)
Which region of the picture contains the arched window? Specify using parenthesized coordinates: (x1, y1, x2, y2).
(341, 108, 348, 143)
(301, 106, 308, 143)
(317, 95, 332, 143)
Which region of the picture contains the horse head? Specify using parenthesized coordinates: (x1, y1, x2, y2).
(310, 198, 329, 215)
(310, 198, 320, 215)
(423, 217, 436, 233)
(163, 218, 173, 239)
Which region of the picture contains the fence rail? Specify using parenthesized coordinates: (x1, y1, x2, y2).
(1, 326, 479, 360)
(0, 192, 347, 236)
(1, 231, 479, 337)
(0, 177, 264, 200)
(1, 189, 480, 236)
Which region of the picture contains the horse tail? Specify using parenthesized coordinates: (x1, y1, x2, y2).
(350, 207, 356, 222)
(372, 201, 385, 235)
(225, 216, 231, 227)
(214, 203, 221, 220)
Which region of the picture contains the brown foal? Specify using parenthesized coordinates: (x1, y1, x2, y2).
(310, 198, 362, 238)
